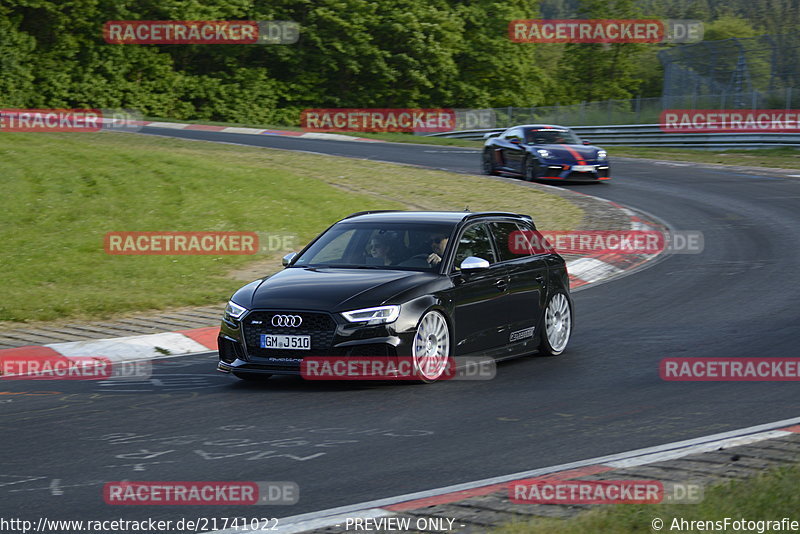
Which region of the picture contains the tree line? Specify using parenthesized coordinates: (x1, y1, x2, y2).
(0, 0, 787, 126)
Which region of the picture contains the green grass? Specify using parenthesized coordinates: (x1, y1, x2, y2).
(0, 131, 580, 323)
(495, 462, 800, 534)
(612, 146, 800, 170)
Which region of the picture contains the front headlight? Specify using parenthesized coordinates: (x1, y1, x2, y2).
(225, 300, 248, 319)
(536, 149, 553, 159)
(597, 150, 607, 160)
(341, 305, 400, 325)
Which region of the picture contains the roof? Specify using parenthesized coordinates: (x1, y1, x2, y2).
(511, 124, 571, 130)
(341, 211, 530, 224)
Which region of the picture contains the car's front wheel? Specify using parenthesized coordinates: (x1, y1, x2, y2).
(523, 156, 541, 182)
(539, 292, 572, 356)
(412, 310, 452, 382)
(482, 149, 499, 175)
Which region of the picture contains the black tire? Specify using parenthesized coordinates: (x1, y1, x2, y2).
(482, 149, 499, 175)
(523, 156, 541, 182)
(233, 372, 272, 381)
(538, 292, 572, 357)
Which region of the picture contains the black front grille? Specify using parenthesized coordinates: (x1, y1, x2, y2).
(567, 171, 601, 181)
(242, 311, 337, 359)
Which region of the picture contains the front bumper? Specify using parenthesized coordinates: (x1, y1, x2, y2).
(217, 309, 416, 376)
(539, 162, 610, 181)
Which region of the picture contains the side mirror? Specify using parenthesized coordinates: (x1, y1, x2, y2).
(282, 252, 298, 267)
(460, 256, 490, 272)
(582, 140, 590, 145)
(509, 138, 521, 145)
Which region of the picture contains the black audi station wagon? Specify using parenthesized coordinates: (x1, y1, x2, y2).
(217, 211, 573, 383)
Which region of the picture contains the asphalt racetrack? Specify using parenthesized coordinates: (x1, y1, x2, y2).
(2, 128, 799, 525)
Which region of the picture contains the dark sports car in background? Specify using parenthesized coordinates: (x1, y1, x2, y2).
(482, 124, 610, 182)
(217, 210, 573, 383)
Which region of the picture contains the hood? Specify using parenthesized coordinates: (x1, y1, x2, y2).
(236, 267, 439, 312)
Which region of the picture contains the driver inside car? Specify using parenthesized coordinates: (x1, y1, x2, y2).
(427, 234, 448, 266)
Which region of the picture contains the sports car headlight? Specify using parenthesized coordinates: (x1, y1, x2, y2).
(537, 149, 553, 158)
(597, 150, 607, 160)
(341, 305, 400, 325)
(225, 300, 248, 319)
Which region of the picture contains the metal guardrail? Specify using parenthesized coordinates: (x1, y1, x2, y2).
(427, 124, 800, 149)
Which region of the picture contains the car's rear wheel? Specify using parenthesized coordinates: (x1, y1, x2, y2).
(233, 372, 272, 381)
(412, 310, 451, 382)
(523, 156, 541, 181)
(482, 149, 499, 175)
(540, 292, 572, 356)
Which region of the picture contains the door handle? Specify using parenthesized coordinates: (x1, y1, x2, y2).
(535, 274, 545, 285)
(495, 278, 508, 291)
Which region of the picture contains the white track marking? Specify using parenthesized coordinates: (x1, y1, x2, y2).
(212, 416, 800, 534)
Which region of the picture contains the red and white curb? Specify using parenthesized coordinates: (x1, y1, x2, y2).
(0, 327, 218, 371)
(119, 120, 384, 143)
(568, 201, 668, 290)
(214, 418, 800, 534)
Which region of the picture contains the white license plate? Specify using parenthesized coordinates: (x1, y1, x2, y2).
(572, 165, 596, 172)
(260, 334, 311, 350)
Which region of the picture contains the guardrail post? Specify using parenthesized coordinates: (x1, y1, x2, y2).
(635, 96, 641, 123)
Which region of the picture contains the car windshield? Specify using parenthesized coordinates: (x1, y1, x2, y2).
(524, 128, 581, 145)
(292, 221, 455, 271)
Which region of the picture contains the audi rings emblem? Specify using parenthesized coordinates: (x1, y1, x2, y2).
(271, 314, 303, 327)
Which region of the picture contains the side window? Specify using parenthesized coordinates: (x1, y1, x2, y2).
(490, 221, 532, 262)
(453, 224, 497, 270)
(505, 128, 521, 143)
